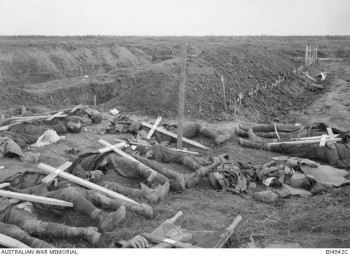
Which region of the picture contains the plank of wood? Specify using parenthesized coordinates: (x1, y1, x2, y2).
(302, 72, 317, 83)
(47, 111, 65, 121)
(147, 116, 162, 139)
(41, 161, 72, 184)
(98, 141, 127, 154)
(268, 137, 342, 146)
(221, 75, 227, 112)
(298, 134, 339, 140)
(98, 140, 159, 181)
(38, 163, 140, 205)
(152, 211, 183, 235)
(0, 183, 10, 189)
(113, 139, 149, 146)
(319, 134, 328, 147)
(177, 42, 187, 150)
(151, 233, 192, 248)
(142, 233, 199, 248)
(68, 104, 83, 114)
(213, 215, 242, 248)
(0, 190, 73, 207)
(0, 122, 22, 131)
(0, 233, 31, 248)
(168, 148, 199, 155)
(327, 127, 335, 139)
(142, 122, 209, 150)
(10, 114, 67, 120)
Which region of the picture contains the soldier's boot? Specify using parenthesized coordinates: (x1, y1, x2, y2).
(185, 157, 221, 188)
(45, 222, 101, 246)
(182, 156, 203, 171)
(248, 128, 277, 143)
(238, 138, 271, 150)
(235, 127, 249, 138)
(101, 181, 169, 204)
(190, 156, 213, 166)
(134, 155, 186, 191)
(140, 182, 169, 204)
(90, 206, 126, 233)
(215, 127, 237, 144)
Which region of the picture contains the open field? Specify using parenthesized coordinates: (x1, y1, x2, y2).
(0, 36, 350, 248)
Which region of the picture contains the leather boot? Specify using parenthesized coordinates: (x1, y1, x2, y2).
(100, 181, 143, 198)
(45, 222, 101, 246)
(235, 127, 249, 138)
(182, 156, 202, 171)
(90, 206, 126, 232)
(185, 157, 221, 188)
(140, 182, 170, 204)
(134, 155, 186, 190)
(215, 128, 236, 144)
(238, 138, 270, 150)
(248, 128, 277, 143)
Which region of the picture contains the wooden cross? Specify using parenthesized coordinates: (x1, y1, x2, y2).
(41, 161, 72, 184)
(38, 162, 140, 205)
(142, 122, 209, 150)
(319, 134, 328, 147)
(47, 111, 65, 121)
(98, 139, 159, 182)
(326, 127, 335, 139)
(147, 116, 162, 139)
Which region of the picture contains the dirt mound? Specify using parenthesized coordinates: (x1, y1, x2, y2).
(0, 40, 150, 86)
(104, 45, 322, 122)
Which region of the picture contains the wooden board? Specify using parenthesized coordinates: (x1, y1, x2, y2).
(68, 104, 83, 114)
(41, 161, 72, 184)
(147, 116, 162, 139)
(327, 127, 335, 139)
(268, 137, 342, 146)
(0, 190, 73, 207)
(142, 122, 209, 150)
(319, 134, 328, 147)
(0, 183, 10, 189)
(47, 111, 65, 121)
(0, 233, 31, 248)
(38, 163, 140, 206)
(213, 215, 242, 248)
(0, 122, 22, 131)
(142, 233, 199, 248)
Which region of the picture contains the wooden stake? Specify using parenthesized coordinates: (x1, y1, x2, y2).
(268, 137, 342, 146)
(177, 41, 187, 150)
(221, 75, 227, 112)
(94, 95, 97, 106)
(305, 44, 309, 66)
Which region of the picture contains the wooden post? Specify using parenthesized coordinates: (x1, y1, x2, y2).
(305, 44, 309, 66)
(315, 45, 318, 62)
(94, 95, 97, 106)
(177, 41, 187, 150)
(309, 45, 312, 65)
(221, 75, 227, 112)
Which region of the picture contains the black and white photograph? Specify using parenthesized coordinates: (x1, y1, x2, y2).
(0, 0, 349, 253)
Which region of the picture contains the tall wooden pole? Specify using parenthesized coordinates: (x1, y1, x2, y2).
(221, 75, 227, 112)
(177, 42, 187, 149)
(305, 44, 309, 66)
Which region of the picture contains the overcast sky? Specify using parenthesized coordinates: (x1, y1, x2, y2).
(0, 0, 349, 36)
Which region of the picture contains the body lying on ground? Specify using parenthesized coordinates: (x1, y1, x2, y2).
(67, 147, 220, 200)
(236, 122, 346, 141)
(1, 169, 153, 218)
(108, 116, 235, 145)
(238, 133, 350, 169)
(0, 196, 149, 248)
